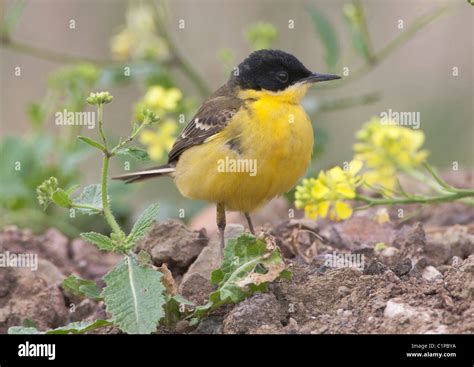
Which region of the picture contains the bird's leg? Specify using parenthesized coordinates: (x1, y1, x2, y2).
(217, 203, 226, 250)
(244, 212, 255, 235)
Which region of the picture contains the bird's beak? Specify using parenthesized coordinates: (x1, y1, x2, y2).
(301, 72, 341, 84)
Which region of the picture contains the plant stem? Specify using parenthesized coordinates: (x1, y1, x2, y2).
(111, 123, 146, 155)
(317, 4, 450, 90)
(72, 203, 102, 212)
(101, 153, 123, 236)
(356, 190, 474, 208)
(97, 104, 108, 150)
(1, 38, 111, 65)
(149, 0, 210, 98)
(95, 103, 123, 237)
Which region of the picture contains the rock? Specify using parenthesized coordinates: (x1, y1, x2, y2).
(424, 325, 448, 334)
(383, 299, 430, 322)
(422, 266, 443, 281)
(364, 260, 389, 275)
(175, 320, 192, 333)
(426, 226, 474, 265)
(0, 264, 69, 333)
(135, 220, 208, 271)
(39, 228, 70, 270)
(70, 239, 121, 281)
(223, 293, 287, 334)
(191, 316, 223, 334)
(323, 217, 396, 251)
(392, 258, 413, 277)
(337, 285, 351, 297)
(178, 224, 243, 305)
(444, 255, 474, 300)
(178, 273, 213, 306)
(380, 246, 400, 259)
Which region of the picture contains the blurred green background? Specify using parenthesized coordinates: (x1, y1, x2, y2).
(0, 0, 472, 236)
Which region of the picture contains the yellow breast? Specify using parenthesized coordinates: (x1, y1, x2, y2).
(175, 84, 314, 212)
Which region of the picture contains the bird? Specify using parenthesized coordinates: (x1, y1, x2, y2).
(113, 49, 341, 249)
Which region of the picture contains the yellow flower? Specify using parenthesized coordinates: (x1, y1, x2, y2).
(295, 160, 362, 221)
(109, 3, 170, 61)
(139, 119, 178, 161)
(110, 29, 135, 60)
(354, 117, 429, 189)
(144, 86, 182, 112)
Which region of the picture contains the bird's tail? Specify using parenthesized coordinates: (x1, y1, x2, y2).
(112, 164, 176, 184)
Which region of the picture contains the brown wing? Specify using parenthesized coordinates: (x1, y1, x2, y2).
(168, 84, 242, 163)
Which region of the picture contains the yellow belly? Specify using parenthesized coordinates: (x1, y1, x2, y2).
(174, 93, 314, 212)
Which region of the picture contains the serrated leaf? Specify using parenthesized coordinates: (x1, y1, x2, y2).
(78, 136, 106, 152)
(126, 203, 159, 247)
(45, 320, 111, 334)
(116, 146, 150, 161)
(73, 184, 103, 214)
(51, 188, 72, 208)
(193, 234, 289, 321)
(62, 275, 102, 300)
(65, 184, 80, 196)
(7, 326, 41, 334)
(8, 320, 111, 334)
(308, 6, 340, 69)
(81, 232, 115, 252)
(102, 255, 166, 334)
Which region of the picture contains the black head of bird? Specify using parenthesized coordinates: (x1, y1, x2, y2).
(230, 49, 341, 92)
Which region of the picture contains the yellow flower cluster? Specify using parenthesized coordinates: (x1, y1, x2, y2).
(136, 85, 182, 161)
(144, 86, 182, 112)
(110, 3, 169, 61)
(295, 160, 363, 221)
(353, 117, 429, 189)
(139, 119, 178, 161)
(134, 85, 182, 122)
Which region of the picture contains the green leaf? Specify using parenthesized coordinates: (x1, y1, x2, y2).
(78, 136, 106, 152)
(308, 6, 340, 69)
(2, 0, 27, 35)
(51, 188, 72, 208)
(126, 203, 159, 247)
(192, 234, 289, 321)
(8, 320, 111, 334)
(65, 184, 80, 196)
(115, 146, 150, 161)
(343, 3, 371, 62)
(81, 232, 115, 252)
(7, 326, 41, 334)
(62, 275, 102, 300)
(102, 255, 166, 334)
(73, 184, 103, 214)
(27, 102, 45, 127)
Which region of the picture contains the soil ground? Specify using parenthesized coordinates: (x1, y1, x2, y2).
(1, 196, 473, 334)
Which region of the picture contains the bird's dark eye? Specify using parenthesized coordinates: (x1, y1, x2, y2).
(276, 71, 289, 83)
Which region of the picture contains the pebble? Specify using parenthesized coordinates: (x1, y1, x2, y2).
(422, 266, 443, 281)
